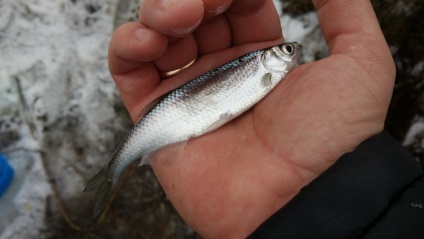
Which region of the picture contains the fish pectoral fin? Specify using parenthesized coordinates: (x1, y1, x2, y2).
(202, 112, 234, 135)
(139, 141, 188, 166)
(262, 73, 272, 87)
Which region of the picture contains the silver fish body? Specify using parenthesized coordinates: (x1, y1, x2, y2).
(84, 42, 303, 217)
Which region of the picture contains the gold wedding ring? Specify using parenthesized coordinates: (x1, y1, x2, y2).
(159, 56, 198, 79)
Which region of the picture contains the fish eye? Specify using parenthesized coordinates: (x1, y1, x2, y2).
(282, 44, 294, 55)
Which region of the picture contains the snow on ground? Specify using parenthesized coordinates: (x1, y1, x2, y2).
(404, 117, 424, 146)
(275, 0, 327, 62)
(0, 0, 124, 237)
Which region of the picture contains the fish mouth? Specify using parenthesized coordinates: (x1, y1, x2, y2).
(296, 43, 303, 61)
(291, 42, 303, 54)
(292, 42, 302, 49)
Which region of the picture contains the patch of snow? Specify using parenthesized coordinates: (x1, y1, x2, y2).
(411, 61, 424, 77)
(281, 12, 328, 62)
(0, 0, 122, 237)
(0, 152, 51, 238)
(403, 117, 424, 146)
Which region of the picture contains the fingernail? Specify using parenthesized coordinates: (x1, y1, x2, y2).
(171, 18, 202, 36)
(160, 0, 174, 11)
(134, 28, 150, 42)
(206, 4, 230, 16)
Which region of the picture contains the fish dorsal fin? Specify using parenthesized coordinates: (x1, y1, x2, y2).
(138, 92, 169, 120)
(139, 141, 188, 166)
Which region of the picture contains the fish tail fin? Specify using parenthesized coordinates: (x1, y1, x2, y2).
(83, 167, 112, 218)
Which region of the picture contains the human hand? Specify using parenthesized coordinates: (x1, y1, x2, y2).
(108, 0, 395, 238)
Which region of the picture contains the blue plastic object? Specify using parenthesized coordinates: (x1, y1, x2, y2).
(0, 153, 14, 197)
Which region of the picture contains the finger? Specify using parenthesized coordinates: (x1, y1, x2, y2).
(226, 0, 283, 45)
(313, 0, 394, 68)
(193, 15, 232, 54)
(195, 0, 282, 54)
(109, 22, 168, 74)
(108, 22, 168, 119)
(313, 0, 395, 98)
(113, 63, 160, 121)
(191, 0, 233, 54)
(154, 34, 198, 72)
(202, 0, 233, 18)
(139, 0, 204, 37)
(313, 0, 385, 51)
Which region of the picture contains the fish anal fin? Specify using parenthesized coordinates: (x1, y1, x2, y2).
(202, 112, 234, 135)
(139, 141, 188, 166)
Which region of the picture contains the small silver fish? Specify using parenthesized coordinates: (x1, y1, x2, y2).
(84, 42, 303, 217)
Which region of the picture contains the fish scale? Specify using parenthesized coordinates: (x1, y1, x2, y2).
(84, 42, 303, 217)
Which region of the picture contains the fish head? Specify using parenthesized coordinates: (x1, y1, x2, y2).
(262, 42, 303, 74)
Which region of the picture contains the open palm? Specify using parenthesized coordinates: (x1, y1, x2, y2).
(108, 0, 395, 238)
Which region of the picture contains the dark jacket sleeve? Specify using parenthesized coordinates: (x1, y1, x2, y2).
(248, 131, 424, 239)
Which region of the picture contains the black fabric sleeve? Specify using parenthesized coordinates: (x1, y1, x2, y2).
(248, 131, 424, 239)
